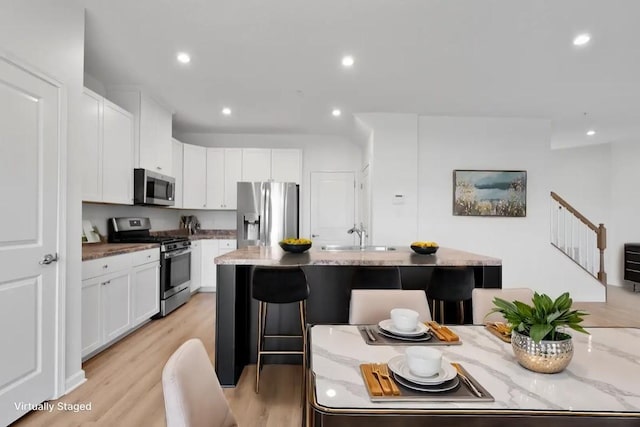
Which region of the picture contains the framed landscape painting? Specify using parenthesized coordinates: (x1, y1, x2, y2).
(453, 170, 527, 217)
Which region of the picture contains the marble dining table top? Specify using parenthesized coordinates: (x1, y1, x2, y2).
(309, 325, 640, 415)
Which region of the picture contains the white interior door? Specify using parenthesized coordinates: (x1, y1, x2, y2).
(310, 171, 355, 246)
(0, 57, 61, 425)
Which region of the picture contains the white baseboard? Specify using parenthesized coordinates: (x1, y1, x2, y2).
(197, 286, 216, 293)
(65, 369, 86, 394)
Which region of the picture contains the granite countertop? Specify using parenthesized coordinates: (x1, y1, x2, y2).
(152, 229, 237, 240)
(310, 325, 640, 414)
(82, 242, 159, 261)
(82, 229, 236, 261)
(214, 246, 501, 266)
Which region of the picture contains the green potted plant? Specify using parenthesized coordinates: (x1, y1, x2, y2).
(489, 292, 589, 373)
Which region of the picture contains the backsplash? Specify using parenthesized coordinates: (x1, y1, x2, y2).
(82, 203, 237, 237)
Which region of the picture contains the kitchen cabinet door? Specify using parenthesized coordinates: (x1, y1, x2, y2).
(206, 148, 225, 209)
(131, 262, 159, 326)
(190, 240, 202, 292)
(183, 144, 207, 209)
(102, 99, 134, 204)
(81, 277, 102, 357)
(139, 94, 172, 174)
(171, 139, 184, 208)
(81, 89, 103, 202)
(200, 240, 219, 291)
(102, 271, 132, 343)
(223, 148, 242, 209)
(242, 148, 271, 182)
(271, 149, 301, 184)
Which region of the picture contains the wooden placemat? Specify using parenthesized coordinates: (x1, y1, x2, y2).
(358, 326, 462, 346)
(359, 363, 494, 402)
(485, 324, 511, 343)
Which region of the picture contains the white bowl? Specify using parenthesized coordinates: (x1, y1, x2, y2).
(390, 308, 419, 332)
(405, 347, 442, 377)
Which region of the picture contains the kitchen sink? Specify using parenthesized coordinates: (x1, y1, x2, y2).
(321, 245, 397, 251)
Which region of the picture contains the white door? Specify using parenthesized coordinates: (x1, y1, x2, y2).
(102, 100, 133, 204)
(310, 172, 356, 246)
(182, 144, 207, 209)
(223, 148, 243, 209)
(0, 57, 61, 425)
(242, 148, 271, 182)
(206, 148, 225, 209)
(271, 149, 301, 184)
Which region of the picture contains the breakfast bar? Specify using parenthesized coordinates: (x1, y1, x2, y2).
(214, 246, 502, 386)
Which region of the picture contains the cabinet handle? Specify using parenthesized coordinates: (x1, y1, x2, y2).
(102, 280, 111, 286)
(157, 166, 162, 170)
(203, 204, 206, 208)
(103, 264, 108, 269)
(311, 234, 319, 238)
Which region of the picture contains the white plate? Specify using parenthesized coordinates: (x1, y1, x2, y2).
(393, 373, 460, 393)
(387, 355, 457, 385)
(378, 319, 430, 337)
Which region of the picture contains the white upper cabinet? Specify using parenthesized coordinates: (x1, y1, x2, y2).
(102, 100, 134, 204)
(207, 148, 242, 210)
(271, 149, 302, 184)
(80, 89, 103, 202)
(81, 88, 134, 204)
(108, 88, 173, 176)
(241, 148, 271, 182)
(241, 148, 302, 184)
(171, 139, 184, 209)
(182, 144, 207, 209)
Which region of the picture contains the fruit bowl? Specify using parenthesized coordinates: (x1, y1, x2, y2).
(410, 241, 439, 255)
(279, 238, 312, 253)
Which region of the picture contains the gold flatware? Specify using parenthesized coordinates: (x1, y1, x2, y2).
(360, 364, 383, 396)
(378, 363, 401, 396)
(426, 321, 459, 342)
(370, 364, 392, 395)
(451, 362, 482, 397)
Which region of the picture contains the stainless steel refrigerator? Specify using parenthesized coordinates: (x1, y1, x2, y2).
(237, 182, 299, 248)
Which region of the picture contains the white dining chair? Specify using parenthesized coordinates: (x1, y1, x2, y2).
(348, 289, 432, 324)
(471, 288, 534, 324)
(162, 338, 238, 427)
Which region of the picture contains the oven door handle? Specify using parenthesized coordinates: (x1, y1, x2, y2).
(163, 248, 192, 259)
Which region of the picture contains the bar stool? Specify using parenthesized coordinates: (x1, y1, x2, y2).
(426, 267, 475, 324)
(251, 266, 309, 393)
(351, 266, 402, 289)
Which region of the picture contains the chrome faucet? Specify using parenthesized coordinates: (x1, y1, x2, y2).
(347, 223, 367, 248)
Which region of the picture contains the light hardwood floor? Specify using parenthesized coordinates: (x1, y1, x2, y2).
(13, 286, 639, 427)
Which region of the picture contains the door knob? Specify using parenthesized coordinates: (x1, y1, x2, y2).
(311, 234, 319, 238)
(39, 253, 59, 265)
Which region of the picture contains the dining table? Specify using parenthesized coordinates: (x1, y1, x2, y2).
(305, 324, 640, 427)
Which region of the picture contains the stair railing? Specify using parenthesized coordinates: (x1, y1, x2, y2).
(550, 191, 607, 285)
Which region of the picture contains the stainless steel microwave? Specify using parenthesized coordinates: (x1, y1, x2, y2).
(133, 168, 175, 206)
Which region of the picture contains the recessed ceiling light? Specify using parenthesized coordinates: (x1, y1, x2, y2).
(586, 129, 596, 136)
(332, 109, 342, 117)
(221, 107, 232, 116)
(176, 52, 191, 64)
(341, 55, 355, 68)
(573, 33, 591, 46)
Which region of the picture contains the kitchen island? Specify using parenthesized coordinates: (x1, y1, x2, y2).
(214, 246, 501, 386)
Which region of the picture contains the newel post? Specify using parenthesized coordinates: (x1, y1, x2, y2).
(597, 223, 607, 285)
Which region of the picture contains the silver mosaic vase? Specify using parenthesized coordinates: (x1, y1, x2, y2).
(511, 330, 573, 374)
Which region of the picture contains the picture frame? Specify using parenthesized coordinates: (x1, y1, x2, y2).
(453, 170, 527, 217)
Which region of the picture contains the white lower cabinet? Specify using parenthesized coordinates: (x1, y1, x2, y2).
(81, 248, 159, 359)
(190, 239, 236, 293)
(190, 240, 202, 293)
(131, 261, 160, 326)
(200, 240, 219, 292)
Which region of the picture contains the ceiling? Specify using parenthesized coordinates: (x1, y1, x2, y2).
(84, 0, 640, 148)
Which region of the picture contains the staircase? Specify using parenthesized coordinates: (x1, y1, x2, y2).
(550, 192, 607, 286)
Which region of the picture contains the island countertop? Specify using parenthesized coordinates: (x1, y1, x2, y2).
(214, 245, 501, 266)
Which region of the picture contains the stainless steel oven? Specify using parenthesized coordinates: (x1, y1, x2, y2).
(108, 217, 191, 317)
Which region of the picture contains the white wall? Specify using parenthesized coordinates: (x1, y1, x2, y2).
(176, 133, 363, 238)
(82, 203, 182, 236)
(0, 0, 85, 393)
(550, 143, 612, 283)
(354, 114, 419, 245)
(610, 140, 640, 287)
(418, 116, 605, 301)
